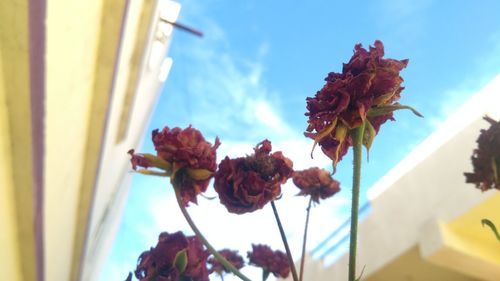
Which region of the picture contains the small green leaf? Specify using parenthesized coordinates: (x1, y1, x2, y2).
(355, 265, 366, 281)
(262, 270, 270, 281)
(173, 249, 188, 274)
(481, 219, 500, 242)
(367, 103, 423, 118)
(362, 120, 376, 161)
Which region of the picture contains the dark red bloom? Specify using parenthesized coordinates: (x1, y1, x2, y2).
(464, 116, 500, 191)
(214, 140, 294, 214)
(207, 249, 245, 275)
(293, 167, 340, 203)
(134, 231, 209, 281)
(129, 125, 220, 206)
(247, 244, 290, 278)
(305, 40, 409, 170)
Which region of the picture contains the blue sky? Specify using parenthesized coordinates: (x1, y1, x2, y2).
(101, 1, 500, 280)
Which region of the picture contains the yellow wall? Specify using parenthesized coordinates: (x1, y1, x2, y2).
(45, 1, 103, 280)
(438, 192, 500, 280)
(0, 49, 22, 281)
(419, 193, 500, 281)
(2, 0, 170, 280)
(0, 1, 36, 280)
(45, 0, 111, 280)
(447, 192, 500, 263)
(45, 0, 127, 280)
(69, 0, 127, 279)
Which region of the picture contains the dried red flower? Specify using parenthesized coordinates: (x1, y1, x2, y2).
(293, 167, 340, 203)
(247, 244, 290, 278)
(464, 116, 500, 191)
(305, 40, 410, 170)
(129, 125, 220, 206)
(214, 140, 294, 214)
(207, 249, 245, 275)
(134, 231, 209, 281)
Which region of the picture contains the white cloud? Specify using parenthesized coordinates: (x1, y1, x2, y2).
(170, 14, 335, 169)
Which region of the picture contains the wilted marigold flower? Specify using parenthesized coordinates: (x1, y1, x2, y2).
(293, 167, 340, 203)
(464, 116, 500, 191)
(305, 40, 414, 170)
(214, 140, 294, 214)
(129, 125, 220, 206)
(247, 244, 290, 278)
(207, 249, 245, 275)
(134, 231, 209, 281)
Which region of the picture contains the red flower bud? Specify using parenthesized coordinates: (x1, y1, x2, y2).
(207, 249, 245, 275)
(247, 244, 290, 278)
(293, 167, 340, 203)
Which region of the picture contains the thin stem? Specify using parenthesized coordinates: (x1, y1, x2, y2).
(348, 125, 364, 281)
(299, 197, 313, 281)
(262, 270, 270, 281)
(174, 187, 251, 281)
(270, 201, 299, 281)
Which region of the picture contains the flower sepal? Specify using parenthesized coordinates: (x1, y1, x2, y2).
(309, 118, 338, 158)
(186, 168, 213, 181)
(362, 120, 375, 159)
(135, 169, 170, 177)
(143, 153, 172, 171)
(367, 103, 423, 118)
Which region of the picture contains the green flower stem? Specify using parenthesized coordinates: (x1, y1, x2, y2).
(271, 201, 299, 281)
(174, 187, 251, 281)
(262, 270, 270, 281)
(348, 125, 364, 281)
(299, 197, 313, 281)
